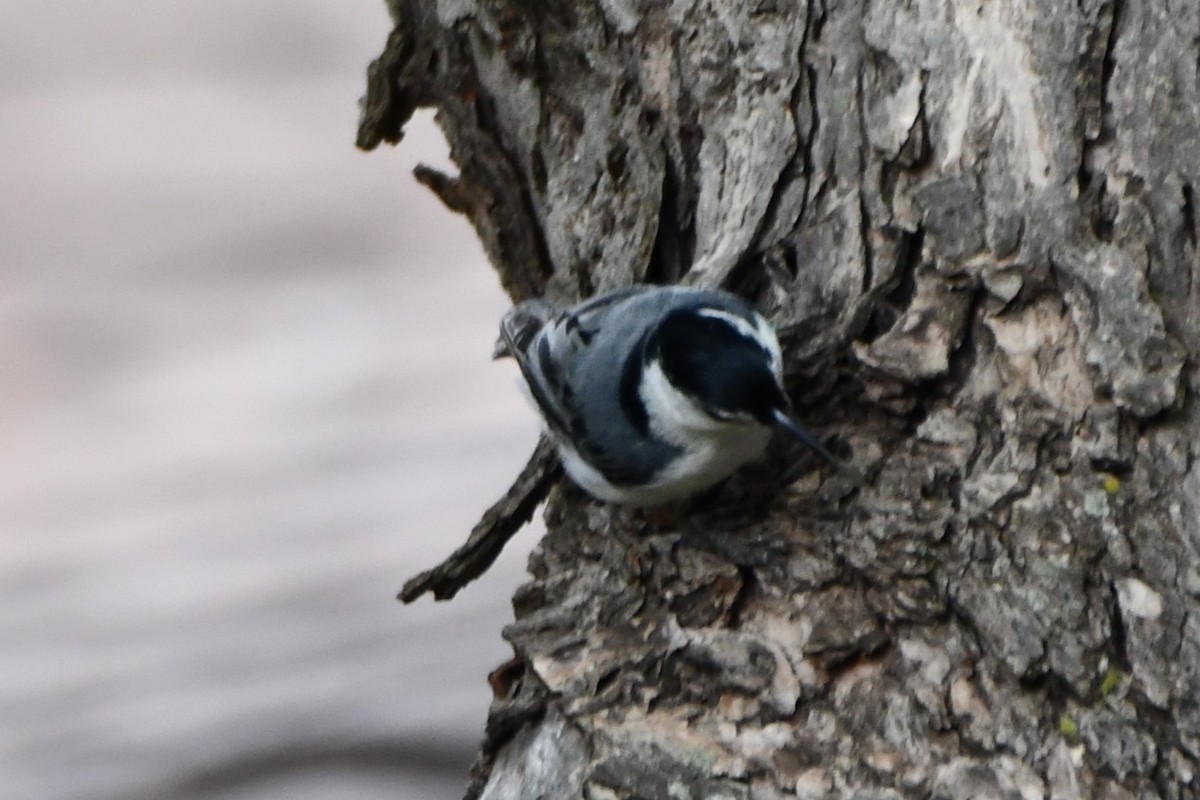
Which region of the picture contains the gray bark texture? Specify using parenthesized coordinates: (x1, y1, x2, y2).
(359, 0, 1200, 797)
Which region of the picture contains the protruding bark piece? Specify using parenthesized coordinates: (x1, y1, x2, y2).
(399, 438, 559, 603)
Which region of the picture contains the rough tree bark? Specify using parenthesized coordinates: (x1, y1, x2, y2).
(360, 1, 1200, 797)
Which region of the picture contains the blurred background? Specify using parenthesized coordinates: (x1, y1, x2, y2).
(1, 3, 544, 798)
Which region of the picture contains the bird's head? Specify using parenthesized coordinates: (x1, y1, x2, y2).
(647, 305, 834, 461)
(650, 307, 784, 424)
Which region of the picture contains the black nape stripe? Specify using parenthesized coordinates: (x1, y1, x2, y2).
(536, 336, 560, 389)
(618, 332, 651, 435)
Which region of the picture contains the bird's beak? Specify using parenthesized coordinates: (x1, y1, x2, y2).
(770, 408, 836, 463)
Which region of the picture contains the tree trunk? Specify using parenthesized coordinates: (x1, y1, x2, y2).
(359, 1, 1200, 797)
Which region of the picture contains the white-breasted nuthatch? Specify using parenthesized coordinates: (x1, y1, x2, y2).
(497, 285, 833, 506)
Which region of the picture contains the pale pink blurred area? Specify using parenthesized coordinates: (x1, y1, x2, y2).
(0, 3, 544, 799)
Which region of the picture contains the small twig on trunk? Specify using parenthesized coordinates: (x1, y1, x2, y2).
(399, 437, 560, 603)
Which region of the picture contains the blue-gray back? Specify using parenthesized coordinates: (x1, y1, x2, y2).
(502, 286, 761, 486)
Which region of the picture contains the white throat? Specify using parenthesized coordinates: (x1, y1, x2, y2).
(639, 358, 728, 445)
(638, 358, 772, 494)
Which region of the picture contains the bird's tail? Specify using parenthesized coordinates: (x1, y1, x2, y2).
(494, 298, 556, 360)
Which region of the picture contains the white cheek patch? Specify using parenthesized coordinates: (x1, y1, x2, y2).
(639, 358, 726, 445)
(633, 356, 774, 503)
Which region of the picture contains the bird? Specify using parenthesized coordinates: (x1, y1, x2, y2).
(496, 285, 834, 506)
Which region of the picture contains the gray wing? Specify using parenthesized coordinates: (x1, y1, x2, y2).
(564, 286, 770, 481)
(558, 288, 711, 485)
(497, 287, 651, 446)
(499, 285, 757, 487)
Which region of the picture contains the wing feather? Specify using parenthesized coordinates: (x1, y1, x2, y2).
(498, 286, 679, 488)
